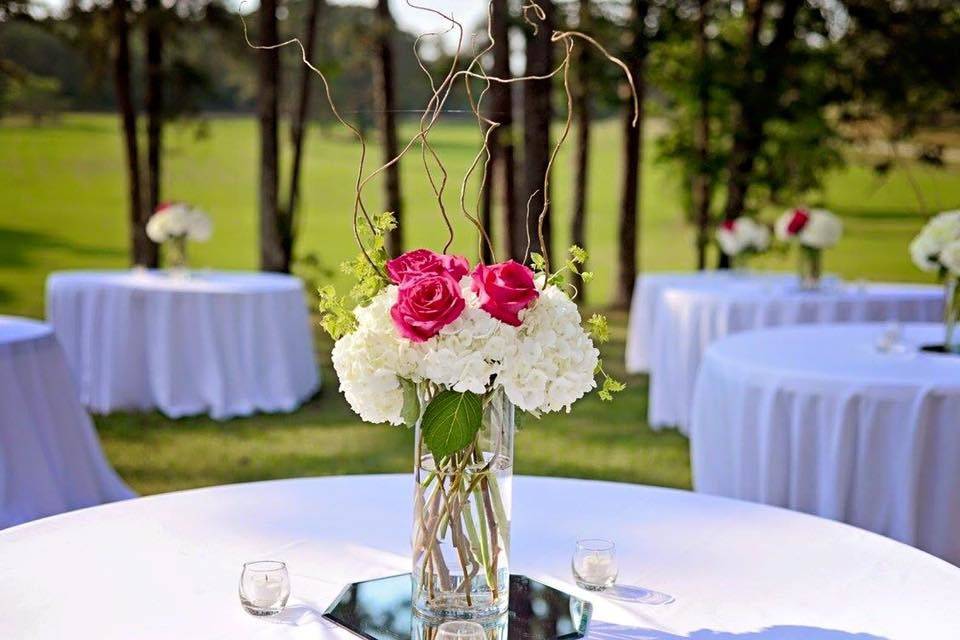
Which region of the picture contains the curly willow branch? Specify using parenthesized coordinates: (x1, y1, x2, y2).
(241, 0, 638, 271)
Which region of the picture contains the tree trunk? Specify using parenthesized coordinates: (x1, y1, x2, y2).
(143, 0, 162, 269)
(374, 0, 402, 256)
(490, 0, 520, 262)
(111, 0, 153, 267)
(521, 0, 555, 265)
(720, 0, 802, 224)
(284, 0, 324, 261)
(258, 0, 285, 272)
(693, 0, 711, 270)
(613, 0, 649, 310)
(570, 0, 591, 302)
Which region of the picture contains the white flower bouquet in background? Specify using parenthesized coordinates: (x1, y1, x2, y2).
(716, 217, 771, 268)
(909, 210, 960, 353)
(775, 208, 843, 289)
(145, 202, 212, 272)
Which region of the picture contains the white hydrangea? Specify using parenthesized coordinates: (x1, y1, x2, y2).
(910, 211, 960, 273)
(330, 279, 600, 424)
(940, 240, 960, 276)
(146, 204, 213, 243)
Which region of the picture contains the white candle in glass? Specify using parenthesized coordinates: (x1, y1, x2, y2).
(572, 539, 618, 590)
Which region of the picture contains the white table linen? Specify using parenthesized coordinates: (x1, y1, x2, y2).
(691, 323, 960, 565)
(46, 270, 320, 420)
(625, 271, 803, 374)
(0, 316, 133, 529)
(1, 475, 957, 639)
(649, 281, 943, 432)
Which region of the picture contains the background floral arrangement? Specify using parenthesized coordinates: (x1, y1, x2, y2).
(910, 210, 960, 276)
(145, 202, 213, 244)
(716, 217, 771, 258)
(775, 208, 843, 249)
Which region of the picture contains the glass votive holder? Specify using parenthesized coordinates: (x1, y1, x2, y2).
(239, 560, 290, 616)
(572, 539, 618, 591)
(437, 621, 487, 640)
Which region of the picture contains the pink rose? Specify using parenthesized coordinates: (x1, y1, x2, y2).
(439, 254, 470, 281)
(391, 272, 465, 342)
(386, 249, 470, 284)
(471, 261, 539, 327)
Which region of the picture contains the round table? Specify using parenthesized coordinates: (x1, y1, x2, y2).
(649, 281, 943, 433)
(624, 271, 802, 374)
(1, 475, 957, 638)
(0, 316, 133, 528)
(691, 323, 960, 565)
(46, 270, 320, 420)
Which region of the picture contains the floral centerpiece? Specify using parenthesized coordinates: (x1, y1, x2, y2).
(145, 202, 212, 272)
(321, 218, 621, 620)
(909, 210, 960, 353)
(716, 217, 771, 269)
(775, 207, 843, 290)
(255, 0, 634, 623)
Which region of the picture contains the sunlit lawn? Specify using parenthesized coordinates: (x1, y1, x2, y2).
(1, 113, 958, 495)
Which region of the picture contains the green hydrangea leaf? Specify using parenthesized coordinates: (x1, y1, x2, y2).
(420, 390, 483, 459)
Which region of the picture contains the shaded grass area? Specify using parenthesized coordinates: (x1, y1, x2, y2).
(2, 114, 958, 495)
(95, 311, 691, 496)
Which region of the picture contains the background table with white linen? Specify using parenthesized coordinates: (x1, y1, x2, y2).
(46, 270, 320, 420)
(1, 475, 958, 639)
(648, 280, 943, 432)
(624, 271, 804, 374)
(0, 316, 133, 528)
(691, 323, 960, 565)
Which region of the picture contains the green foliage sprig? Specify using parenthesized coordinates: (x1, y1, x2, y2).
(317, 211, 395, 339)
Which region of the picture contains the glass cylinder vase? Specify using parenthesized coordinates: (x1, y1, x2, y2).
(166, 235, 189, 276)
(412, 388, 514, 621)
(798, 246, 822, 291)
(944, 275, 960, 354)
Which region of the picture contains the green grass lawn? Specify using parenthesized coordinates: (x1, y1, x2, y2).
(1, 113, 958, 496)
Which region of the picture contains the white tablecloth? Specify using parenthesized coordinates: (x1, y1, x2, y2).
(46, 270, 320, 420)
(691, 323, 960, 565)
(0, 316, 133, 529)
(625, 271, 803, 374)
(649, 281, 943, 432)
(1, 475, 957, 638)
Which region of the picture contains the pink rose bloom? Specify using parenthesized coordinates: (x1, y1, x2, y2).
(391, 272, 466, 342)
(471, 261, 539, 327)
(386, 249, 470, 283)
(439, 254, 470, 281)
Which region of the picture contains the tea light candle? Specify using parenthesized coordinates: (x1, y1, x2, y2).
(239, 560, 290, 616)
(572, 539, 618, 591)
(249, 573, 283, 606)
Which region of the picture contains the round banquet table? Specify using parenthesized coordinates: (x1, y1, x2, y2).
(2, 475, 959, 639)
(691, 323, 960, 566)
(0, 316, 133, 528)
(46, 270, 320, 420)
(624, 271, 806, 374)
(649, 280, 943, 433)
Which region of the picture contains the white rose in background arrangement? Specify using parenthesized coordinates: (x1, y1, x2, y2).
(145, 203, 213, 244)
(716, 217, 771, 256)
(910, 210, 960, 273)
(775, 208, 843, 249)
